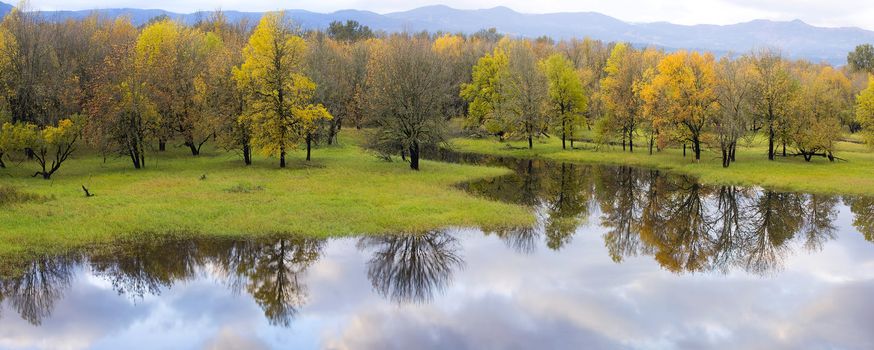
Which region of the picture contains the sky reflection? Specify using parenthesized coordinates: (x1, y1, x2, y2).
(2, 156, 874, 349)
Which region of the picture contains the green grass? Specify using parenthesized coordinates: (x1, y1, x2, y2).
(450, 133, 874, 196)
(0, 135, 532, 269)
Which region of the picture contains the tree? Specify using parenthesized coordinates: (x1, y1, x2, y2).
(540, 53, 587, 149)
(460, 46, 509, 135)
(714, 56, 753, 167)
(0, 117, 33, 168)
(601, 43, 646, 152)
(307, 33, 352, 145)
(196, 13, 253, 165)
(235, 12, 331, 168)
(501, 39, 548, 149)
(136, 19, 212, 155)
(788, 65, 850, 161)
(326, 20, 373, 42)
(366, 34, 452, 170)
(86, 18, 157, 169)
(856, 75, 874, 146)
(0, 7, 58, 126)
(643, 51, 719, 161)
(749, 49, 796, 160)
(848, 44, 874, 74)
(25, 118, 82, 179)
(633, 48, 665, 155)
(561, 37, 611, 131)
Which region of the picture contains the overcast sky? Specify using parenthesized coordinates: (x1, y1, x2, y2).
(20, 0, 874, 30)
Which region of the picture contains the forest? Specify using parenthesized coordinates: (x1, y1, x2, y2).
(0, 7, 873, 180)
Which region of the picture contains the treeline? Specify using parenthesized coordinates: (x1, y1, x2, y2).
(463, 40, 874, 167)
(1, 8, 874, 180)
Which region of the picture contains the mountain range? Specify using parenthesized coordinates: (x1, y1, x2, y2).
(1, 2, 871, 65)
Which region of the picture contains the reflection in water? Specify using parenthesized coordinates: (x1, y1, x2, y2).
(358, 232, 464, 303)
(0, 237, 326, 328)
(848, 196, 874, 242)
(0, 256, 77, 325)
(445, 150, 861, 275)
(90, 240, 202, 300)
(217, 238, 324, 326)
(0, 233, 464, 327)
(1, 151, 874, 348)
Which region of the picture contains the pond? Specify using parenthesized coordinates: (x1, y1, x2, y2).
(1, 151, 874, 349)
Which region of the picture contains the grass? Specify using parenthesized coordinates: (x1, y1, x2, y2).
(0, 133, 532, 270)
(450, 132, 874, 196)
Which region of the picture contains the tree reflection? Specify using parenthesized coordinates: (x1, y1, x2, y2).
(0, 236, 324, 328)
(215, 237, 325, 327)
(458, 153, 852, 274)
(0, 256, 77, 325)
(90, 240, 203, 299)
(598, 167, 648, 262)
(847, 196, 874, 242)
(358, 231, 464, 303)
(541, 163, 593, 250)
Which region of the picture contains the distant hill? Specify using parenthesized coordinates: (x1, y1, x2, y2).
(1, 2, 871, 65)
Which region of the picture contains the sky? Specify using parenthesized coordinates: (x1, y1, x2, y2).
(18, 0, 874, 30)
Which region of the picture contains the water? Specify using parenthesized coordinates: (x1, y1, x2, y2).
(1, 151, 874, 349)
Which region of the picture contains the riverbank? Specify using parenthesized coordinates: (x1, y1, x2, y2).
(0, 139, 531, 271)
(450, 136, 874, 196)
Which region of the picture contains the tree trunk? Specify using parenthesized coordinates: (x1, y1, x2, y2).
(0, 154, 5, 168)
(129, 147, 142, 169)
(561, 120, 567, 150)
(628, 129, 634, 153)
(728, 141, 737, 162)
(279, 146, 286, 168)
(722, 148, 730, 168)
(243, 144, 252, 166)
(159, 139, 166, 152)
(409, 141, 420, 170)
(683, 143, 687, 157)
(767, 124, 775, 160)
(649, 133, 654, 155)
(528, 135, 533, 149)
(306, 133, 312, 161)
(327, 121, 337, 146)
(693, 138, 701, 161)
(782, 143, 786, 157)
(186, 142, 200, 156)
(622, 131, 626, 151)
(561, 133, 566, 150)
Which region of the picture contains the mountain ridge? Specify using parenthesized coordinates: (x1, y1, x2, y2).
(0, 2, 870, 64)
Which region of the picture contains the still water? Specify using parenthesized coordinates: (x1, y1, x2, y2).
(2, 152, 874, 349)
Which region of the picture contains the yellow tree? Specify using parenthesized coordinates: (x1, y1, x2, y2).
(540, 53, 587, 149)
(750, 49, 797, 160)
(195, 14, 253, 165)
(857, 75, 874, 146)
(644, 51, 720, 161)
(136, 19, 212, 155)
(235, 12, 331, 167)
(634, 48, 666, 155)
(460, 46, 509, 136)
(789, 65, 851, 161)
(87, 17, 158, 169)
(601, 43, 645, 152)
(16, 118, 82, 179)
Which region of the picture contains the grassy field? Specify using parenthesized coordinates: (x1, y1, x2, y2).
(0, 135, 531, 270)
(450, 133, 874, 196)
